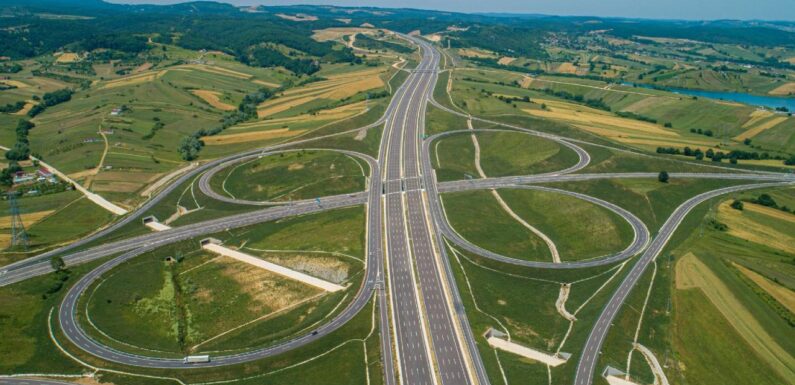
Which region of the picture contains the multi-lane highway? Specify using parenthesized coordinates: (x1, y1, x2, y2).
(2, 34, 795, 385)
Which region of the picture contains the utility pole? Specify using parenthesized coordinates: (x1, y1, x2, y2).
(8, 192, 28, 249)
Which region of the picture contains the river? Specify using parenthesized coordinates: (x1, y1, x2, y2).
(625, 83, 795, 111)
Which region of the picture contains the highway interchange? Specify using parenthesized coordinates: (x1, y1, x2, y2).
(2, 34, 795, 385)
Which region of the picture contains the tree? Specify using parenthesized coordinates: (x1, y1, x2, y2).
(658, 171, 669, 183)
(177, 136, 203, 161)
(730, 200, 744, 210)
(754, 193, 777, 208)
(50, 256, 66, 271)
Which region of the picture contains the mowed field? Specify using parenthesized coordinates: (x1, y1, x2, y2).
(211, 150, 367, 202)
(675, 252, 795, 383)
(665, 190, 795, 385)
(441, 188, 633, 262)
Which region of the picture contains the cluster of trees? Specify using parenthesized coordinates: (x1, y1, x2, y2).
(0, 101, 26, 114)
(179, 87, 274, 160)
(744, 193, 793, 214)
(540, 88, 611, 111)
(28, 88, 74, 117)
(451, 24, 548, 58)
(354, 34, 414, 54)
(5, 120, 35, 162)
(177, 136, 204, 161)
(245, 47, 321, 76)
(79, 34, 149, 54)
(616, 111, 657, 124)
(0, 63, 23, 73)
(690, 128, 714, 137)
(656, 145, 790, 165)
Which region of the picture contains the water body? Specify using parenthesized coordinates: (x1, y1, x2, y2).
(625, 83, 795, 111)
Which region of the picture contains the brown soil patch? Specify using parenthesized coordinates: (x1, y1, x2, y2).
(0, 80, 29, 88)
(555, 62, 578, 74)
(743, 202, 795, 223)
(265, 254, 350, 284)
(733, 263, 795, 314)
(0, 233, 9, 249)
(457, 48, 496, 59)
(276, 13, 318, 22)
(287, 163, 305, 171)
(217, 256, 320, 312)
(13, 102, 35, 116)
(312, 27, 378, 42)
(768, 82, 795, 96)
(253, 79, 281, 88)
(735, 115, 788, 141)
(0, 210, 55, 228)
(132, 62, 153, 74)
(192, 90, 236, 111)
(202, 128, 305, 145)
(179, 64, 252, 80)
(100, 71, 165, 89)
(257, 70, 382, 118)
(55, 52, 80, 63)
(497, 57, 516, 65)
(520, 76, 534, 88)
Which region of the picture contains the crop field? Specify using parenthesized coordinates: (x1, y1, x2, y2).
(257, 67, 388, 119)
(675, 252, 795, 383)
(192, 89, 236, 111)
(597, 186, 795, 385)
(447, 68, 795, 158)
(210, 150, 367, 202)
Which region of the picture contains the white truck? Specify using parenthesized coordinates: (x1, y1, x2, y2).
(183, 355, 210, 364)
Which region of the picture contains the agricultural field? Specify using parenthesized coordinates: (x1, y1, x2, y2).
(596, 187, 795, 385)
(446, 62, 795, 164)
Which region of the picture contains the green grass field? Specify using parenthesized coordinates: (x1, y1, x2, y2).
(442, 188, 633, 262)
(78, 206, 366, 355)
(210, 150, 367, 202)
